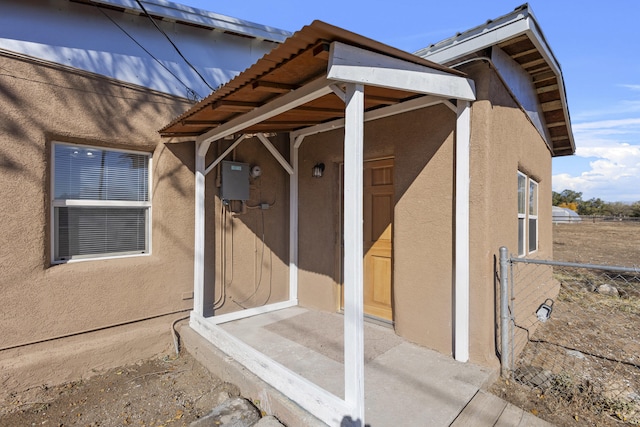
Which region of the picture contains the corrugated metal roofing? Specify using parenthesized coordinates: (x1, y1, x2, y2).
(70, 0, 291, 42)
(160, 20, 464, 137)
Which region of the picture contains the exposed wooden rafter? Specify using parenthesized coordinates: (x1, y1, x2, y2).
(212, 100, 259, 112)
(252, 81, 299, 93)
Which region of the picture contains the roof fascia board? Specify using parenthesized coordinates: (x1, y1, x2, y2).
(328, 42, 476, 101)
(290, 94, 446, 139)
(420, 19, 531, 65)
(196, 76, 334, 153)
(87, 0, 291, 42)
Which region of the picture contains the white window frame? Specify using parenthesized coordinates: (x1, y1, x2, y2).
(517, 171, 538, 257)
(51, 141, 152, 264)
(528, 178, 539, 254)
(517, 171, 527, 257)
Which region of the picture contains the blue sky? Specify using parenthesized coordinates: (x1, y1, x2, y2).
(180, 0, 640, 202)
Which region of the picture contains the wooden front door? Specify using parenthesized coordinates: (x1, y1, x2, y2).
(362, 159, 394, 320)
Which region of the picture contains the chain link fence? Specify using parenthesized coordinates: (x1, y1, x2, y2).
(499, 248, 640, 425)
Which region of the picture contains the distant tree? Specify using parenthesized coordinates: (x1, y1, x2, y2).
(578, 197, 606, 216)
(608, 202, 633, 217)
(552, 189, 582, 207)
(631, 202, 640, 217)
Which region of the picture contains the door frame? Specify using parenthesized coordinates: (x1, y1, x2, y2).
(336, 156, 395, 324)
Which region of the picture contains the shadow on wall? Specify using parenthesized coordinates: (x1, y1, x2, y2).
(296, 105, 455, 282)
(0, 51, 191, 274)
(201, 135, 290, 314)
(0, 51, 191, 184)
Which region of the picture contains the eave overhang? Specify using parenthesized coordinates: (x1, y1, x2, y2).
(415, 4, 575, 157)
(159, 20, 473, 140)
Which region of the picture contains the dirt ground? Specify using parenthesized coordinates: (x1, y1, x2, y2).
(0, 350, 245, 426)
(3, 221, 639, 427)
(490, 221, 640, 427)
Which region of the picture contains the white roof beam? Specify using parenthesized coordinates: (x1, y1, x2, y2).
(291, 94, 446, 139)
(204, 134, 248, 176)
(328, 42, 476, 101)
(256, 133, 294, 175)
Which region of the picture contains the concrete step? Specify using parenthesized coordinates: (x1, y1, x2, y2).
(450, 390, 554, 427)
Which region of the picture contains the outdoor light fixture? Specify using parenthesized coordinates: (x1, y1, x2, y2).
(250, 165, 262, 179)
(535, 298, 554, 322)
(312, 162, 325, 178)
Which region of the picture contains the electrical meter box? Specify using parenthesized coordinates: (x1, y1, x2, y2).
(221, 161, 250, 201)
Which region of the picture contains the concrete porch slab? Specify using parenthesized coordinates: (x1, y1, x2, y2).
(181, 307, 552, 426)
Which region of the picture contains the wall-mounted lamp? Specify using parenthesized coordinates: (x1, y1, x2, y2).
(312, 162, 325, 178)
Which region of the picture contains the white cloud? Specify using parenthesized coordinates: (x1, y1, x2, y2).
(553, 116, 640, 201)
(619, 84, 640, 91)
(573, 117, 640, 132)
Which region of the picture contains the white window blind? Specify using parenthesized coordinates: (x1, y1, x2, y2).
(52, 143, 151, 262)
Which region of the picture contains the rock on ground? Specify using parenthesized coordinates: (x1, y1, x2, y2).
(596, 283, 619, 296)
(190, 396, 262, 427)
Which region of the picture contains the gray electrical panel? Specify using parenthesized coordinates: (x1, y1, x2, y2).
(221, 161, 250, 201)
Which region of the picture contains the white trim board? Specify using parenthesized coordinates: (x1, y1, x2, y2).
(190, 312, 352, 426)
(328, 42, 475, 101)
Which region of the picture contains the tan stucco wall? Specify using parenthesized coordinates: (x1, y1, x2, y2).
(464, 61, 554, 366)
(0, 48, 556, 382)
(295, 104, 458, 354)
(0, 52, 195, 387)
(203, 136, 291, 315)
(290, 62, 554, 367)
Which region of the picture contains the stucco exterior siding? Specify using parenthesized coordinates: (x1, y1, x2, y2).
(285, 62, 554, 366)
(466, 61, 555, 365)
(0, 52, 194, 351)
(0, 48, 558, 388)
(204, 136, 291, 315)
(291, 104, 458, 353)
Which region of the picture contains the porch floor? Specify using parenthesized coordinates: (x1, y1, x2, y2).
(183, 306, 553, 426)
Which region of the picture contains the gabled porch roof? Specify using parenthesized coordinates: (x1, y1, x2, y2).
(160, 20, 476, 426)
(160, 20, 472, 138)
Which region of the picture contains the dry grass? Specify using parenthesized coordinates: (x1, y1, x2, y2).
(490, 222, 640, 426)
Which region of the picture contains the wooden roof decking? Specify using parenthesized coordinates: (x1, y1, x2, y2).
(498, 33, 573, 156)
(159, 21, 464, 138)
(415, 4, 575, 157)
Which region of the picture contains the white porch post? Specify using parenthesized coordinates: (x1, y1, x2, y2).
(289, 135, 303, 303)
(193, 141, 209, 316)
(454, 101, 471, 362)
(343, 82, 365, 422)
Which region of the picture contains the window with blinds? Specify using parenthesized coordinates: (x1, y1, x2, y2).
(52, 142, 151, 262)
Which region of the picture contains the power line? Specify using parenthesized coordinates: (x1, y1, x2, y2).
(134, 0, 215, 93)
(96, 5, 201, 102)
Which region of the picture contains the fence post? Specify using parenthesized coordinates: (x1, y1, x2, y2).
(499, 246, 510, 378)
